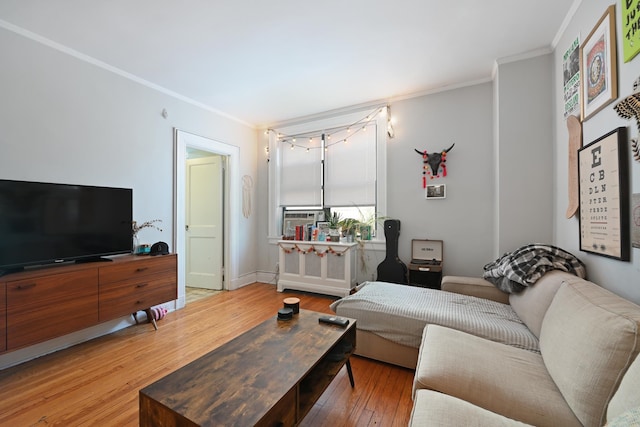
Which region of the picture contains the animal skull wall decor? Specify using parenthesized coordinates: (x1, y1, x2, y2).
(415, 143, 454, 187)
(613, 76, 640, 162)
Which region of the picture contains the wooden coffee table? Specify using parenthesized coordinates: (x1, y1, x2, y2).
(139, 309, 356, 426)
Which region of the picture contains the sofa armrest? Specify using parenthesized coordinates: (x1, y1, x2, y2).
(441, 276, 510, 304)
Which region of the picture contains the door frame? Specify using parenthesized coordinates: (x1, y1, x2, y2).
(174, 129, 239, 309)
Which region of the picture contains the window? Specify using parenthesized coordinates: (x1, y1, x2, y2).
(267, 108, 388, 238)
(324, 123, 377, 208)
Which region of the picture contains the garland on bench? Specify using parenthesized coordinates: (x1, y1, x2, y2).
(278, 243, 349, 257)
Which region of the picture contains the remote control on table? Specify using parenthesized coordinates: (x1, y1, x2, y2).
(318, 316, 349, 327)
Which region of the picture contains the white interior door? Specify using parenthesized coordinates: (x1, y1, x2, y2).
(185, 156, 223, 290)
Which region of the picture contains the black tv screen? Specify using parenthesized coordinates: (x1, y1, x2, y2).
(0, 179, 133, 272)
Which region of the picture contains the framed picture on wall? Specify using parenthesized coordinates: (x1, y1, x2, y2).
(622, 0, 640, 62)
(578, 127, 629, 260)
(580, 4, 618, 121)
(426, 184, 446, 200)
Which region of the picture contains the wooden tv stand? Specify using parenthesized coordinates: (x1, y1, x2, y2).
(0, 254, 177, 354)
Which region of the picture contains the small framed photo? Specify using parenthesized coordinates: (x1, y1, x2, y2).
(426, 184, 446, 200)
(580, 5, 617, 121)
(316, 221, 330, 233)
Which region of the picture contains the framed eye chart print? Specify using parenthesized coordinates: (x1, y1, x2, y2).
(578, 127, 629, 261)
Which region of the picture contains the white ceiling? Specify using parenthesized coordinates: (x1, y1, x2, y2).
(0, 1, 576, 127)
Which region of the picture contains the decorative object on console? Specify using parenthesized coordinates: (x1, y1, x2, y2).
(580, 4, 617, 121)
(376, 219, 408, 284)
(414, 143, 454, 187)
(613, 76, 640, 162)
(132, 219, 163, 254)
(149, 241, 170, 256)
(578, 128, 630, 261)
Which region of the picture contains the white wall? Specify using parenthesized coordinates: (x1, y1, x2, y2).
(257, 83, 498, 279)
(494, 53, 554, 255)
(0, 26, 259, 367)
(0, 26, 258, 273)
(386, 84, 495, 276)
(552, 0, 640, 304)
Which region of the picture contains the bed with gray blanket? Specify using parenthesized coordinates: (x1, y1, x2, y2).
(330, 281, 539, 369)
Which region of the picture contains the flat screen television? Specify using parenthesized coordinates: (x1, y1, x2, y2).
(0, 179, 133, 274)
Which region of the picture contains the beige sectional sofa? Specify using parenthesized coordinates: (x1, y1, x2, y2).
(409, 271, 640, 426)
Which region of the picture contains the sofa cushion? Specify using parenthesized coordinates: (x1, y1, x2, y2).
(413, 325, 581, 426)
(508, 270, 566, 338)
(607, 355, 640, 422)
(441, 275, 510, 304)
(410, 389, 533, 426)
(540, 279, 640, 427)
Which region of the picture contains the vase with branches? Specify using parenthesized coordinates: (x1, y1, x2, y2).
(131, 219, 163, 253)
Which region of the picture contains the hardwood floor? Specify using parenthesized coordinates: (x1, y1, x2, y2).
(0, 283, 414, 426)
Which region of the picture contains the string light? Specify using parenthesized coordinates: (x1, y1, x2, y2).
(265, 105, 392, 152)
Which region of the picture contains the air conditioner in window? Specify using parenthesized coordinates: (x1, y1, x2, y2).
(282, 210, 324, 236)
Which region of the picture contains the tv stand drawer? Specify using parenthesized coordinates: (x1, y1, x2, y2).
(7, 269, 99, 350)
(99, 255, 177, 284)
(99, 275, 177, 321)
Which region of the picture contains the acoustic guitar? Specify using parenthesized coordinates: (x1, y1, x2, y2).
(376, 219, 408, 284)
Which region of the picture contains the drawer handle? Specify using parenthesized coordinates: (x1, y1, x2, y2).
(135, 267, 149, 273)
(136, 283, 149, 288)
(16, 283, 36, 290)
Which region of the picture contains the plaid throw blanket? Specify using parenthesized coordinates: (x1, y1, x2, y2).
(483, 244, 586, 293)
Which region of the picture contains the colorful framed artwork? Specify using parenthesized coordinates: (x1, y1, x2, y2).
(580, 5, 618, 121)
(622, 0, 640, 62)
(578, 127, 629, 261)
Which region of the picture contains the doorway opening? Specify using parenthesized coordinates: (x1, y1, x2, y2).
(175, 129, 239, 309)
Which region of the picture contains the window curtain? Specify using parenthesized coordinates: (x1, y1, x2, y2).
(324, 123, 377, 207)
(279, 137, 322, 207)
(278, 115, 378, 208)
